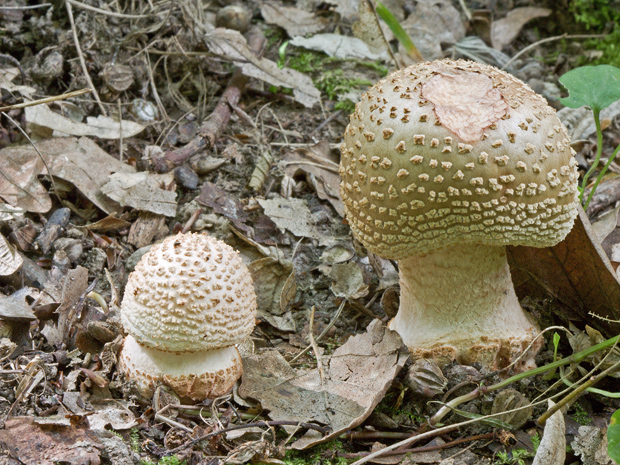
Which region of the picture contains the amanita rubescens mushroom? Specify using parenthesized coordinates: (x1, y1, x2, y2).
(339, 59, 579, 371)
(119, 233, 256, 400)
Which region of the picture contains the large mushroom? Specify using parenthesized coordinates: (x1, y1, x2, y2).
(339, 59, 579, 371)
(118, 233, 256, 400)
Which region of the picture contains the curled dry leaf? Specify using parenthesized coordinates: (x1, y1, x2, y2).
(0, 137, 135, 214)
(25, 104, 145, 139)
(248, 257, 296, 332)
(533, 400, 565, 465)
(239, 319, 408, 450)
(0, 233, 23, 276)
(491, 7, 551, 50)
(508, 207, 620, 336)
(101, 172, 177, 217)
(261, 3, 329, 37)
(204, 28, 320, 108)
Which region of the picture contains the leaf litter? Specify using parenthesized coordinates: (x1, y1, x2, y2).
(1, 0, 620, 463)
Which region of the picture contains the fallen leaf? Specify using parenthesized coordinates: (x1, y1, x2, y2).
(290, 33, 389, 61)
(25, 104, 145, 139)
(352, 0, 390, 55)
(570, 425, 614, 465)
(89, 401, 138, 431)
(248, 257, 296, 332)
(329, 262, 369, 299)
(197, 181, 252, 234)
(101, 172, 177, 217)
(261, 3, 329, 37)
(533, 401, 565, 465)
(280, 140, 344, 216)
(558, 100, 620, 141)
(0, 287, 36, 321)
(400, 0, 465, 61)
(204, 28, 320, 108)
(0, 232, 23, 276)
(508, 207, 620, 336)
(0, 137, 135, 214)
(491, 7, 551, 50)
(0, 416, 102, 465)
(239, 319, 408, 449)
(258, 197, 320, 239)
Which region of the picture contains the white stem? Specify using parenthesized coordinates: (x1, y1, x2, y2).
(389, 244, 541, 370)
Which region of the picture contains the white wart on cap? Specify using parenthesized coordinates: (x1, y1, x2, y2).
(339, 59, 579, 370)
(121, 233, 256, 352)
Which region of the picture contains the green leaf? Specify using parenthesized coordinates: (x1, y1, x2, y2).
(608, 409, 620, 462)
(559, 65, 620, 112)
(375, 1, 423, 61)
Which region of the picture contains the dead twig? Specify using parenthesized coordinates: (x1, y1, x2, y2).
(0, 88, 92, 112)
(152, 27, 266, 172)
(164, 420, 331, 456)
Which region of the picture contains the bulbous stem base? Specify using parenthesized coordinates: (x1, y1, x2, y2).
(388, 244, 542, 371)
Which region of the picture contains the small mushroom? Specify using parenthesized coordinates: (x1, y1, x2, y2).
(118, 233, 256, 400)
(339, 59, 579, 371)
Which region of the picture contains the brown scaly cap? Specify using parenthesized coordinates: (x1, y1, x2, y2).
(121, 233, 257, 352)
(339, 59, 579, 260)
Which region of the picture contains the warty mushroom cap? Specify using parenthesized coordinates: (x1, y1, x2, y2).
(339, 59, 579, 259)
(121, 233, 257, 352)
(119, 334, 242, 400)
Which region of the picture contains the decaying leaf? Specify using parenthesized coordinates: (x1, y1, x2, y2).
(0, 137, 135, 214)
(0, 416, 102, 465)
(533, 401, 565, 465)
(570, 425, 614, 465)
(558, 100, 620, 141)
(329, 262, 369, 299)
(25, 104, 145, 139)
(0, 232, 23, 276)
(508, 207, 620, 336)
(491, 7, 551, 50)
(248, 257, 296, 332)
(239, 319, 408, 449)
(280, 140, 344, 216)
(399, 0, 465, 61)
(258, 197, 320, 240)
(261, 3, 329, 37)
(89, 401, 138, 431)
(290, 33, 389, 61)
(101, 172, 177, 217)
(204, 28, 320, 108)
(0, 287, 36, 321)
(198, 181, 252, 234)
(352, 0, 390, 55)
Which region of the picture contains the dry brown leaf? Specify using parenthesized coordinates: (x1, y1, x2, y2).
(0, 288, 36, 321)
(0, 416, 102, 465)
(239, 319, 408, 449)
(204, 28, 320, 108)
(261, 3, 329, 37)
(0, 137, 135, 214)
(258, 197, 320, 239)
(25, 104, 145, 139)
(533, 401, 565, 465)
(281, 140, 344, 216)
(508, 207, 620, 335)
(0, 232, 23, 276)
(352, 0, 390, 54)
(100, 172, 177, 217)
(491, 7, 551, 50)
(248, 257, 296, 331)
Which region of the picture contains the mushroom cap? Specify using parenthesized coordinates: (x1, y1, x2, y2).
(121, 233, 256, 352)
(119, 335, 242, 400)
(339, 59, 579, 259)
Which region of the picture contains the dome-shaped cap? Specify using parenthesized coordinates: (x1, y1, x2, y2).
(339, 59, 579, 260)
(119, 335, 242, 400)
(121, 233, 257, 352)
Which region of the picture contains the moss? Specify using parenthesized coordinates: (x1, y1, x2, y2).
(571, 0, 620, 67)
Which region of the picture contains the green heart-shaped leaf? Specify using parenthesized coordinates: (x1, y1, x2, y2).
(608, 409, 620, 462)
(559, 65, 620, 112)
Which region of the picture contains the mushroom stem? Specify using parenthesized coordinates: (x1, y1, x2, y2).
(389, 243, 541, 371)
